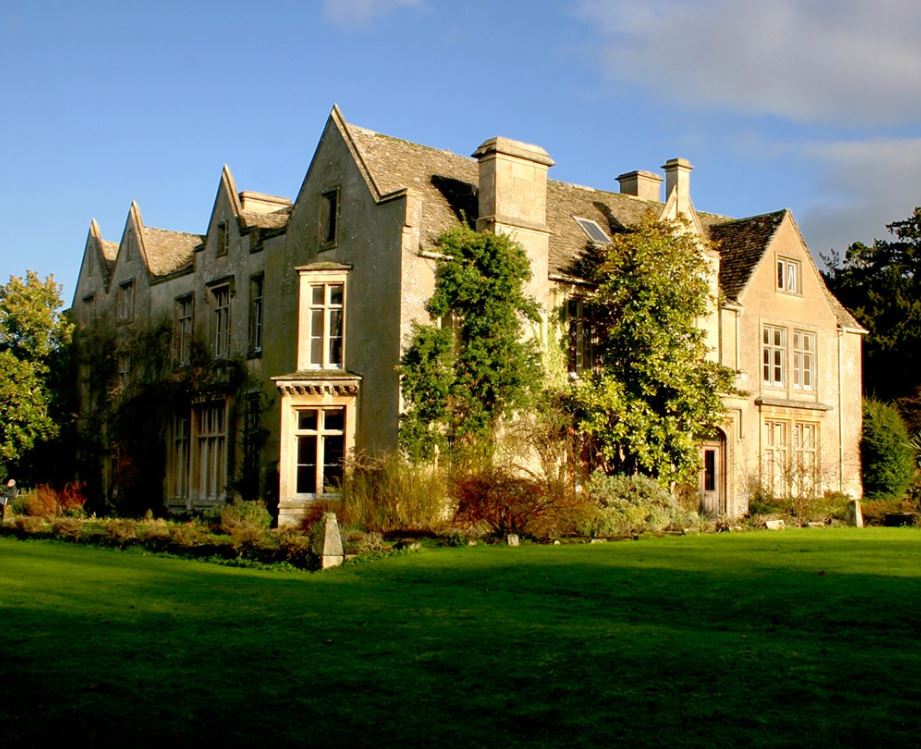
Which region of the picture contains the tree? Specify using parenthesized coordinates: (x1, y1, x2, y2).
(567, 215, 737, 484)
(861, 398, 916, 499)
(399, 226, 543, 460)
(0, 271, 73, 476)
(823, 207, 921, 407)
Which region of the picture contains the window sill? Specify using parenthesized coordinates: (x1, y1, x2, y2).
(755, 396, 832, 412)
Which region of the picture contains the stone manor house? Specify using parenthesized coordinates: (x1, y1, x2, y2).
(72, 106, 864, 524)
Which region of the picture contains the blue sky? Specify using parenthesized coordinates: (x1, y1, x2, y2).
(3, 0, 920, 304)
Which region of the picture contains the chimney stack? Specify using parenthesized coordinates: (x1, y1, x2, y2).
(662, 157, 693, 204)
(616, 170, 663, 202)
(472, 137, 554, 231)
(472, 136, 554, 309)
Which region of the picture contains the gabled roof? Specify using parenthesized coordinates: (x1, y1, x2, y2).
(87, 219, 119, 288)
(336, 109, 860, 329)
(141, 226, 202, 277)
(343, 119, 478, 248)
(240, 205, 291, 233)
(213, 165, 291, 239)
(339, 113, 733, 278)
(709, 210, 787, 302)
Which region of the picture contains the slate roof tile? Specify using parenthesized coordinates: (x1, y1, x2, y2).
(342, 116, 860, 328)
(141, 226, 203, 277)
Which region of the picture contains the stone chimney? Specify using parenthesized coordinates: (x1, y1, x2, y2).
(662, 157, 693, 206)
(239, 191, 292, 214)
(473, 137, 554, 308)
(616, 170, 663, 202)
(473, 137, 554, 232)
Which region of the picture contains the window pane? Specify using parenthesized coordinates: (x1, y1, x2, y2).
(777, 261, 784, 288)
(323, 433, 345, 490)
(328, 310, 343, 366)
(298, 410, 318, 431)
(324, 408, 345, 432)
(297, 466, 317, 495)
(296, 436, 317, 494)
(311, 285, 324, 305)
(297, 434, 316, 465)
(330, 284, 343, 306)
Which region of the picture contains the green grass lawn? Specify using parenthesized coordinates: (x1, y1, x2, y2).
(2, 529, 920, 747)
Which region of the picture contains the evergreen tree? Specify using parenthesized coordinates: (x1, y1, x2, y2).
(823, 207, 921, 408)
(568, 216, 737, 483)
(861, 398, 916, 499)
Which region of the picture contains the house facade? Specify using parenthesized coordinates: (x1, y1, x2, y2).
(72, 106, 864, 523)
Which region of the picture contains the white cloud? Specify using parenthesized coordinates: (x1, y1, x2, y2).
(797, 137, 921, 255)
(323, 0, 422, 25)
(576, 0, 921, 126)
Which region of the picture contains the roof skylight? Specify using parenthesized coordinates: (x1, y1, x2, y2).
(574, 217, 611, 244)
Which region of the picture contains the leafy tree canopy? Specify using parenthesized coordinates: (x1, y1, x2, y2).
(0, 271, 73, 470)
(823, 207, 921, 406)
(861, 398, 916, 499)
(568, 215, 737, 484)
(399, 226, 543, 461)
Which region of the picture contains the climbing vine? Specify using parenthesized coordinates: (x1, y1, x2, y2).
(399, 226, 544, 461)
(76, 319, 262, 515)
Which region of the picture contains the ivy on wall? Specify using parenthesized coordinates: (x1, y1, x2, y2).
(399, 226, 544, 461)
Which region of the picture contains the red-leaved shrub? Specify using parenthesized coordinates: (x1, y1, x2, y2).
(452, 468, 589, 539)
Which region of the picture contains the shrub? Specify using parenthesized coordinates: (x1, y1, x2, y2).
(452, 467, 590, 539)
(219, 499, 272, 535)
(168, 520, 213, 548)
(50, 517, 83, 541)
(862, 399, 916, 499)
(860, 498, 915, 526)
(806, 492, 852, 523)
(342, 529, 386, 555)
(340, 452, 449, 532)
(58, 482, 88, 515)
(102, 518, 139, 547)
(14, 516, 49, 535)
(274, 528, 317, 567)
(25, 485, 59, 517)
(582, 473, 696, 537)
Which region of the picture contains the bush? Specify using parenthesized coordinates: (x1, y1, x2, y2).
(340, 452, 449, 532)
(342, 529, 386, 555)
(582, 473, 696, 537)
(58, 482, 88, 515)
(862, 399, 916, 499)
(219, 500, 272, 535)
(25, 485, 59, 517)
(452, 467, 590, 539)
(273, 528, 317, 567)
(860, 498, 916, 526)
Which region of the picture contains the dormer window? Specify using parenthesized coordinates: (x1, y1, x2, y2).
(574, 217, 611, 244)
(320, 189, 340, 248)
(777, 257, 801, 294)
